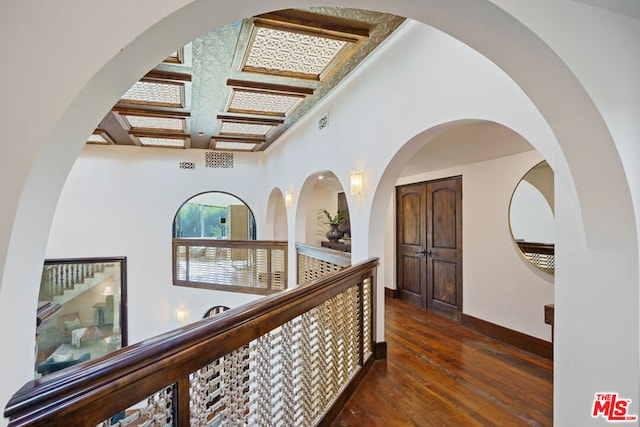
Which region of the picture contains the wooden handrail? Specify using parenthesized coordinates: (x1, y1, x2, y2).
(516, 241, 554, 255)
(6, 258, 379, 426)
(172, 238, 287, 249)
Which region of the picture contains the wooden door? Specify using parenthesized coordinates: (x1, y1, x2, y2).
(426, 177, 462, 319)
(396, 183, 427, 307)
(396, 177, 462, 318)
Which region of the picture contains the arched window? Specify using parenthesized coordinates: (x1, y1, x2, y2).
(173, 192, 256, 240)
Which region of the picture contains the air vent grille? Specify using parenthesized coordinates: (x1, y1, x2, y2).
(205, 152, 234, 168)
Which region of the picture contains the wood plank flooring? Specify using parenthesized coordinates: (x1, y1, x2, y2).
(332, 298, 553, 426)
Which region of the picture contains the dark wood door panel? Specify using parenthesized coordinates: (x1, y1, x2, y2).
(396, 183, 427, 307)
(401, 191, 424, 246)
(426, 176, 462, 319)
(431, 188, 457, 250)
(429, 259, 458, 309)
(402, 257, 422, 295)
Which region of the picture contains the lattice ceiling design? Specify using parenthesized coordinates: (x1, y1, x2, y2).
(125, 115, 185, 132)
(214, 141, 258, 151)
(227, 89, 305, 117)
(121, 81, 184, 108)
(137, 136, 187, 148)
(220, 122, 274, 137)
(93, 8, 405, 151)
(242, 25, 353, 80)
(87, 132, 111, 145)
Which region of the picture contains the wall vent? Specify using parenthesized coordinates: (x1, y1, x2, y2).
(179, 161, 196, 169)
(318, 113, 329, 130)
(205, 152, 234, 168)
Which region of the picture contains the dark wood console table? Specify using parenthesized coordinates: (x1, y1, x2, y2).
(545, 304, 554, 358)
(321, 241, 351, 253)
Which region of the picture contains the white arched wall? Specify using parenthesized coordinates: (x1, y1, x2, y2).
(264, 188, 288, 241)
(1, 2, 637, 426)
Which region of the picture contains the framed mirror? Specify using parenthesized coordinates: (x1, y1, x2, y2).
(35, 257, 127, 377)
(509, 161, 555, 274)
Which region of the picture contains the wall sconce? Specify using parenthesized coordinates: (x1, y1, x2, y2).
(350, 171, 364, 196)
(284, 191, 294, 206)
(176, 308, 187, 323)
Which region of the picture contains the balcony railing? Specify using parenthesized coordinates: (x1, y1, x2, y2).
(296, 243, 351, 284)
(6, 258, 378, 426)
(173, 239, 288, 294)
(516, 241, 555, 274)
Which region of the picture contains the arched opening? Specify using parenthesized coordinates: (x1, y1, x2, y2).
(173, 192, 256, 240)
(372, 120, 553, 333)
(0, 3, 637, 425)
(295, 171, 350, 249)
(265, 188, 288, 241)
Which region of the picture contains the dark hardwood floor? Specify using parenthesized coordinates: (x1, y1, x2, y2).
(332, 298, 553, 426)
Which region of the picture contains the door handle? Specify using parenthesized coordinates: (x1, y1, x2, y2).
(420, 249, 433, 256)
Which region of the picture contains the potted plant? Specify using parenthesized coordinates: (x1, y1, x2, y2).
(317, 208, 349, 242)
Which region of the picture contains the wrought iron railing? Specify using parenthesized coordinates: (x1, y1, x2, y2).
(296, 243, 351, 284)
(173, 239, 288, 294)
(5, 258, 378, 426)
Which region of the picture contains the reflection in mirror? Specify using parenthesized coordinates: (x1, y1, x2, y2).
(35, 257, 127, 378)
(509, 161, 555, 274)
(173, 192, 256, 239)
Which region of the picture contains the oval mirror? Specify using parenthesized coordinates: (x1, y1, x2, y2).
(509, 161, 555, 274)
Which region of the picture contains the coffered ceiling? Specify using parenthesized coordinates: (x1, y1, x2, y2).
(90, 8, 405, 152)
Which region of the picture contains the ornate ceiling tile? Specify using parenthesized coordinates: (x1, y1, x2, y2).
(227, 89, 305, 117)
(137, 136, 186, 148)
(242, 24, 353, 80)
(121, 81, 184, 108)
(125, 115, 185, 132)
(214, 141, 257, 151)
(220, 122, 274, 136)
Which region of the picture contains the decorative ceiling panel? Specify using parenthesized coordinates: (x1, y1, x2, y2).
(87, 131, 113, 145)
(138, 136, 186, 148)
(121, 81, 184, 108)
(242, 24, 353, 80)
(227, 89, 305, 117)
(94, 8, 405, 151)
(164, 48, 184, 64)
(125, 115, 184, 132)
(220, 122, 274, 136)
(215, 141, 257, 151)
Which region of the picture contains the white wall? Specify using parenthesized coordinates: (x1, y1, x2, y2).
(304, 185, 339, 247)
(0, 2, 638, 426)
(45, 145, 264, 342)
(393, 150, 553, 340)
